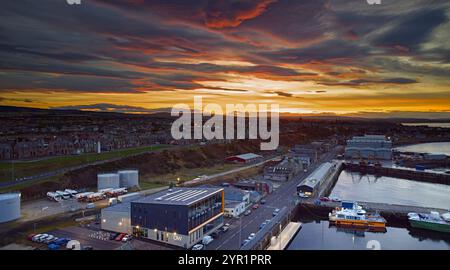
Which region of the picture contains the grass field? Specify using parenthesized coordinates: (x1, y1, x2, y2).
(0, 144, 171, 182)
(139, 163, 242, 185)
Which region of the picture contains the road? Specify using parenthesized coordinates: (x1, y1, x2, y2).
(206, 148, 339, 250)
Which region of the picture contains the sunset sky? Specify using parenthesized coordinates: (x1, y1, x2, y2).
(1, 0, 449, 117)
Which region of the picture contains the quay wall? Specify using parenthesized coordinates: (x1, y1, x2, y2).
(343, 163, 450, 185)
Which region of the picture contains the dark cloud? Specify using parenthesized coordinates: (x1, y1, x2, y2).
(51, 103, 168, 114)
(374, 8, 447, 51)
(269, 91, 293, 97)
(0, 0, 448, 99)
(320, 77, 418, 86)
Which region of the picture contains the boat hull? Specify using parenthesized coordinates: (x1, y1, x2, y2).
(409, 219, 450, 233)
(329, 219, 386, 229)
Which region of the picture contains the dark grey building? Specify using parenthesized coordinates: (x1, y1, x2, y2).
(131, 187, 224, 248)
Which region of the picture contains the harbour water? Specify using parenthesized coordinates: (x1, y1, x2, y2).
(287, 218, 450, 250)
(395, 142, 450, 156)
(330, 170, 450, 209)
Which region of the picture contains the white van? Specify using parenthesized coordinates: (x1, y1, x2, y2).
(202, 235, 213, 245)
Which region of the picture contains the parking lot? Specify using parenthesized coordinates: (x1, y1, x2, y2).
(44, 225, 173, 250)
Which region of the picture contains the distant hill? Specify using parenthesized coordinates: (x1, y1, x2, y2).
(1, 105, 449, 122)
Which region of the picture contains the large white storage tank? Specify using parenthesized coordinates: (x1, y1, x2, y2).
(0, 193, 21, 223)
(118, 170, 139, 188)
(97, 173, 120, 190)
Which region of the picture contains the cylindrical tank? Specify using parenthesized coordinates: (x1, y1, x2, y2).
(118, 170, 139, 188)
(97, 173, 120, 190)
(0, 193, 21, 223)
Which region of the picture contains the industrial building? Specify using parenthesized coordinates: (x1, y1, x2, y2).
(98, 169, 140, 190)
(131, 187, 224, 249)
(291, 144, 321, 165)
(297, 162, 335, 197)
(233, 180, 273, 196)
(118, 170, 139, 188)
(345, 135, 392, 160)
(97, 173, 120, 190)
(225, 153, 263, 164)
(0, 193, 21, 223)
(101, 202, 131, 234)
(263, 158, 301, 182)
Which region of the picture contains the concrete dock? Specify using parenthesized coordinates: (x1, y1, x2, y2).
(266, 222, 302, 250)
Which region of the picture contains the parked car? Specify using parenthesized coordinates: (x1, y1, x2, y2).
(320, 197, 330, 202)
(221, 225, 229, 233)
(48, 244, 60, 250)
(192, 244, 204, 250)
(122, 234, 133, 242)
(260, 200, 266, 204)
(43, 235, 57, 244)
(211, 231, 221, 238)
(31, 234, 43, 242)
(330, 196, 341, 202)
(115, 233, 126, 241)
(202, 235, 214, 245)
(244, 210, 252, 216)
(272, 208, 280, 216)
(259, 221, 267, 230)
(53, 238, 71, 246)
(36, 234, 50, 243)
(252, 204, 259, 210)
(248, 233, 256, 240)
(109, 232, 119, 240)
(27, 233, 37, 241)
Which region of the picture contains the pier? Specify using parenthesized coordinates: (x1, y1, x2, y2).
(296, 160, 449, 226)
(266, 222, 302, 250)
(298, 201, 448, 225)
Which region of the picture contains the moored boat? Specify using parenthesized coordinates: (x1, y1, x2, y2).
(329, 201, 387, 229)
(407, 211, 450, 233)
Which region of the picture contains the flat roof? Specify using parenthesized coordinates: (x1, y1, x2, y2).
(133, 187, 223, 206)
(230, 153, 262, 160)
(103, 202, 131, 213)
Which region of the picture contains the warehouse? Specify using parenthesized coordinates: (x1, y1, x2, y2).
(131, 187, 224, 249)
(345, 135, 392, 160)
(101, 202, 131, 234)
(225, 153, 263, 164)
(297, 162, 334, 197)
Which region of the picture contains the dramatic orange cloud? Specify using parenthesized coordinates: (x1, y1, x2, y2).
(204, 0, 276, 28)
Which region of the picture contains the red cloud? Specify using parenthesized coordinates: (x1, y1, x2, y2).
(205, 0, 276, 28)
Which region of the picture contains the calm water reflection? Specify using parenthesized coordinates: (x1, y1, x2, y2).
(288, 219, 450, 250)
(330, 170, 450, 209)
(395, 142, 450, 156)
